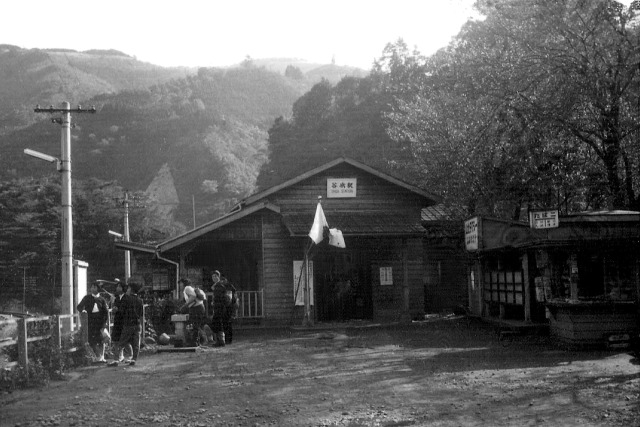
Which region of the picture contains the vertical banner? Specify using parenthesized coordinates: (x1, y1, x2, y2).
(293, 260, 314, 306)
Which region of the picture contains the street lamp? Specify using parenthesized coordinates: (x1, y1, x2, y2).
(28, 102, 96, 331)
(108, 230, 124, 239)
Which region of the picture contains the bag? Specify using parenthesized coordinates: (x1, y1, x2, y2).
(195, 288, 206, 301)
(101, 328, 111, 344)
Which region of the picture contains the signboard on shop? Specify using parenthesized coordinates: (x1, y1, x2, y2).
(529, 210, 559, 229)
(464, 217, 479, 251)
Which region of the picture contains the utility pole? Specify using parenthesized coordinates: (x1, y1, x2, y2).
(33, 102, 96, 325)
(115, 190, 142, 283)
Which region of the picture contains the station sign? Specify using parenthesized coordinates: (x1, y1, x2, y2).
(327, 178, 357, 198)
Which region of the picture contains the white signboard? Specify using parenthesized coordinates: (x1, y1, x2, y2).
(327, 178, 357, 198)
(464, 217, 479, 251)
(380, 267, 393, 285)
(529, 210, 559, 229)
(293, 260, 314, 306)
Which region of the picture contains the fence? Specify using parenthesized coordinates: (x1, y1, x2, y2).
(0, 312, 85, 371)
(204, 290, 264, 319)
(0, 304, 148, 371)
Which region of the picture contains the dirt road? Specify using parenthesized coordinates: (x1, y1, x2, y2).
(1, 318, 639, 427)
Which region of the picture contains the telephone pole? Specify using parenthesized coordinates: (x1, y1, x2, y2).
(33, 102, 96, 324)
(115, 190, 143, 283)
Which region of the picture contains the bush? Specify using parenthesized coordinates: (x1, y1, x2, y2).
(0, 317, 90, 391)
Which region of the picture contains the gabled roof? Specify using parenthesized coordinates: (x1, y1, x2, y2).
(240, 157, 441, 207)
(157, 201, 280, 253)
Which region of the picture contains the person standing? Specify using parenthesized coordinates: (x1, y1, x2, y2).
(110, 280, 131, 363)
(222, 280, 239, 345)
(77, 281, 109, 363)
(209, 270, 227, 346)
(108, 282, 143, 366)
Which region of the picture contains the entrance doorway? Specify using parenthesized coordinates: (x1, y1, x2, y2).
(314, 245, 373, 322)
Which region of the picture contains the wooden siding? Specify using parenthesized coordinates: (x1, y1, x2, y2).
(548, 302, 637, 347)
(261, 211, 306, 324)
(424, 244, 468, 313)
(256, 164, 429, 218)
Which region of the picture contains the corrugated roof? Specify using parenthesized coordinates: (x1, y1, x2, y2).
(421, 204, 467, 222)
(282, 212, 426, 236)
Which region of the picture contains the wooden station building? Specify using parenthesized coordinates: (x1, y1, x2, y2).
(119, 158, 446, 326)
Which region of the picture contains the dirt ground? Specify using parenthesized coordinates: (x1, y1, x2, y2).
(1, 317, 639, 427)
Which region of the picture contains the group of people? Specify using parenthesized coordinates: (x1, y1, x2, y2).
(76, 279, 144, 366)
(179, 270, 238, 347)
(77, 269, 238, 365)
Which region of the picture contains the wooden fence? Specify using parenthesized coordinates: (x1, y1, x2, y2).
(204, 290, 264, 319)
(0, 305, 148, 370)
(0, 312, 85, 371)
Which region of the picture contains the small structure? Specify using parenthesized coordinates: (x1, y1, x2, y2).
(465, 211, 640, 347)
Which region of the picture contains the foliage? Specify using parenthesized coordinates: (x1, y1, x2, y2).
(257, 71, 414, 190)
(0, 317, 90, 390)
(385, 0, 640, 218)
(0, 176, 157, 305)
(0, 45, 191, 132)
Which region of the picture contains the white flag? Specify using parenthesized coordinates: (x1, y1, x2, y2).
(308, 202, 329, 244)
(329, 228, 346, 248)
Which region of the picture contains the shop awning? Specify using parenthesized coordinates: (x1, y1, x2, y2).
(282, 212, 426, 236)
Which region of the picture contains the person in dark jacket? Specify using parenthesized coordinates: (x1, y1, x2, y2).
(77, 281, 109, 363)
(209, 271, 227, 346)
(222, 281, 238, 344)
(108, 282, 144, 366)
(110, 280, 131, 363)
(209, 270, 239, 345)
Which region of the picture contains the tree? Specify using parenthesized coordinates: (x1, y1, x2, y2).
(284, 65, 304, 80)
(387, 0, 640, 217)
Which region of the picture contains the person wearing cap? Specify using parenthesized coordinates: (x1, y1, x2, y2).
(108, 282, 143, 366)
(77, 281, 109, 363)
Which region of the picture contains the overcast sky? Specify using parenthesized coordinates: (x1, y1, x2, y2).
(2, 0, 480, 69)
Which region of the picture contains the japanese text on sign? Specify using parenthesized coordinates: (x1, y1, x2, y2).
(327, 178, 357, 198)
(529, 210, 559, 229)
(464, 217, 478, 251)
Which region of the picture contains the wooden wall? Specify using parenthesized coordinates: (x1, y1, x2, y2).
(261, 211, 306, 325)
(264, 164, 427, 218)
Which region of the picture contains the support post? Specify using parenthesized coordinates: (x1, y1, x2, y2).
(52, 315, 62, 350)
(60, 102, 73, 331)
(33, 103, 96, 331)
(522, 252, 531, 322)
(17, 318, 28, 369)
(80, 311, 89, 345)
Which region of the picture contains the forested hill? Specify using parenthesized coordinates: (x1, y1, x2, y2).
(1, 66, 310, 227)
(0, 45, 194, 132)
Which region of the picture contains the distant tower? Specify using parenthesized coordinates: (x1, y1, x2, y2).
(332, 55, 335, 65)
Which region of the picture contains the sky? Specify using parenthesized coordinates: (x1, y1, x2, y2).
(1, 0, 479, 70)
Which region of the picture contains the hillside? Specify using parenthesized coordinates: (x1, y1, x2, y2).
(0, 66, 304, 228)
(0, 45, 369, 228)
(249, 57, 368, 82)
(0, 45, 194, 133)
